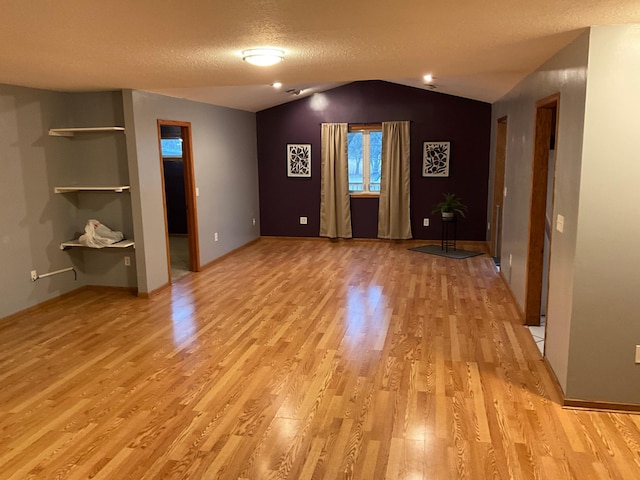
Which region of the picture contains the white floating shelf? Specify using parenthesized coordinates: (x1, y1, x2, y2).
(48, 127, 125, 137)
(54, 186, 131, 193)
(60, 239, 135, 250)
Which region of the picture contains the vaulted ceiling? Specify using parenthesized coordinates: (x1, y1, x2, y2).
(1, 1, 639, 111)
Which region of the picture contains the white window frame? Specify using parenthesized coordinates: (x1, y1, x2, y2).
(348, 125, 382, 195)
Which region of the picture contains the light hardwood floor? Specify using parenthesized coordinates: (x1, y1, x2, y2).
(1, 238, 639, 479)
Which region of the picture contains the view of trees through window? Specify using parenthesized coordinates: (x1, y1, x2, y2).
(348, 130, 382, 192)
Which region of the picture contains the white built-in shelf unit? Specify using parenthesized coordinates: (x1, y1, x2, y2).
(59, 239, 135, 250)
(48, 126, 125, 137)
(50, 125, 133, 253)
(54, 186, 130, 194)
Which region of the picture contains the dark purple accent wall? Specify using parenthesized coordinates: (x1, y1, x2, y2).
(256, 80, 491, 240)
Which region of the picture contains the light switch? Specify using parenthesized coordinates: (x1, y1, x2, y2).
(196, 187, 200, 197)
(556, 214, 564, 233)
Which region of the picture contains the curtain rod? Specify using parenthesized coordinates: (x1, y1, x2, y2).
(318, 121, 412, 125)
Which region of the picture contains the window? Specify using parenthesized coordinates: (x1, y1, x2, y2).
(161, 138, 183, 158)
(348, 126, 382, 193)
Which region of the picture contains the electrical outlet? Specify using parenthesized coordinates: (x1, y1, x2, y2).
(30, 270, 37, 282)
(300, 216, 308, 225)
(423, 218, 429, 227)
(252, 218, 256, 226)
(124, 256, 131, 267)
(503, 186, 508, 197)
(214, 232, 219, 242)
(635, 345, 640, 364)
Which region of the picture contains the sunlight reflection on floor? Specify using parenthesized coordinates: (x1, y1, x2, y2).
(171, 293, 196, 346)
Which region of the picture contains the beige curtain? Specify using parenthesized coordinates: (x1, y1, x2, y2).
(320, 123, 352, 238)
(378, 121, 412, 239)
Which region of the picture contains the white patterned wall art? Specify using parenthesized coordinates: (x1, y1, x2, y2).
(422, 141, 450, 177)
(287, 144, 311, 177)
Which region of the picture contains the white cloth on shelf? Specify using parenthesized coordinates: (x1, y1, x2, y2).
(78, 219, 124, 248)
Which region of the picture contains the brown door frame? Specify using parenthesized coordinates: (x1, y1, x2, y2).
(490, 116, 508, 258)
(157, 120, 200, 283)
(524, 94, 559, 326)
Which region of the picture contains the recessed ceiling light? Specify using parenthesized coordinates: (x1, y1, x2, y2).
(272, 82, 282, 89)
(242, 48, 285, 67)
(423, 74, 433, 83)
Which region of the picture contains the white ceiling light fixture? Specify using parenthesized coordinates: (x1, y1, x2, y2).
(242, 48, 285, 67)
(423, 73, 437, 90)
(272, 82, 282, 88)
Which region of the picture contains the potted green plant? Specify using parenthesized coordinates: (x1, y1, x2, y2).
(432, 193, 468, 220)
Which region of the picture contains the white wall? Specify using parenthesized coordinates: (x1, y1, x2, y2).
(123, 91, 260, 294)
(489, 32, 590, 390)
(566, 25, 640, 403)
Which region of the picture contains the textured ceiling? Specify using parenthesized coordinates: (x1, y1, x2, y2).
(1, 1, 639, 111)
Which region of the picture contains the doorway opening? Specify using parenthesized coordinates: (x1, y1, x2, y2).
(524, 94, 559, 355)
(490, 116, 508, 266)
(157, 120, 200, 283)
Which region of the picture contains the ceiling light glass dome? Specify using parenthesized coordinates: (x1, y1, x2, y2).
(242, 48, 285, 67)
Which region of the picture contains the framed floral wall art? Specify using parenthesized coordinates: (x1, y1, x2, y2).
(423, 141, 450, 177)
(287, 144, 311, 177)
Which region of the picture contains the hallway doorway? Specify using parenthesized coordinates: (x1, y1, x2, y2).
(157, 120, 200, 283)
(524, 94, 559, 339)
(490, 116, 508, 265)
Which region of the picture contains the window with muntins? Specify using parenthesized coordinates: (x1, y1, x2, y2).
(348, 125, 382, 193)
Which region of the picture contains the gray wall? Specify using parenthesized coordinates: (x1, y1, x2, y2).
(1, 85, 259, 317)
(123, 90, 260, 294)
(0, 86, 135, 319)
(63, 92, 136, 289)
(490, 25, 640, 405)
(566, 25, 640, 404)
(490, 32, 590, 390)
